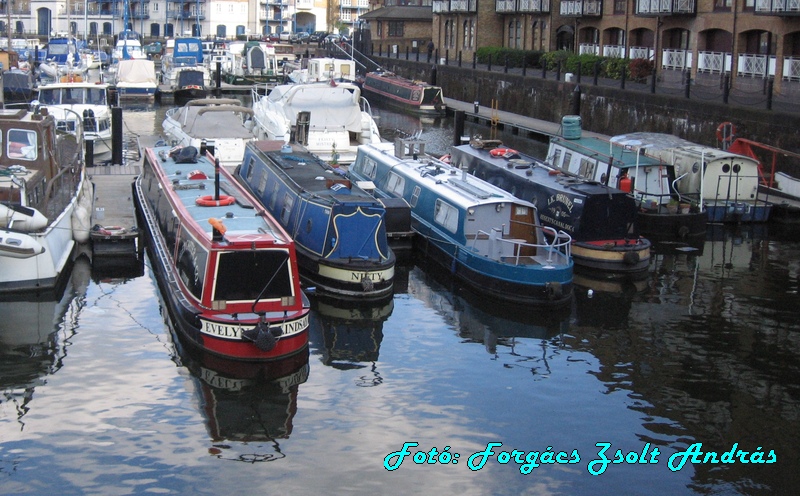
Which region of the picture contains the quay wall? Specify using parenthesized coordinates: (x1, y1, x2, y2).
(370, 56, 800, 156)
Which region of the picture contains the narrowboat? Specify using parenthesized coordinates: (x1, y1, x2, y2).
(449, 142, 651, 275)
(0, 107, 92, 294)
(134, 144, 310, 360)
(547, 117, 707, 241)
(235, 141, 396, 300)
(348, 138, 574, 306)
(610, 132, 771, 223)
(360, 71, 446, 116)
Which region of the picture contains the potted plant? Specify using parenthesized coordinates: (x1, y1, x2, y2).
(666, 199, 679, 214)
(679, 202, 691, 214)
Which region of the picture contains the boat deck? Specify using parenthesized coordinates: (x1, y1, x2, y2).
(252, 141, 373, 202)
(88, 164, 142, 260)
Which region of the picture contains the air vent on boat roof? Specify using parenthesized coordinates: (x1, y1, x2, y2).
(448, 177, 492, 199)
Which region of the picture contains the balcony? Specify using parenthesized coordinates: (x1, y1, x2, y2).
(519, 0, 550, 12)
(167, 9, 206, 20)
(579, 43, 599, 55)
(696, 51, 731, 74)
(451, 0, 477, 12)
(635, 0, 695, 16)
(496, 0, 516, 12)
(754, 0, 800, 15)
(560, 0, 602, 16)
(784, 57, 800, 80)
(629, 46, 653, 60)
(131, 7, 150, 19)
(737, 53, 776, 77)
(432, 0, 450, 12)
(662, 48, 692, 70)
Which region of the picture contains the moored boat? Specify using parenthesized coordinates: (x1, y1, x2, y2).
(0, 107, 91, 293)
(610, 132, 771, 223)
(287, 57, 357, 84)
(221, 41, 283, 89)
(360, 70, 445, 116)
(162, 98, 256, 169)
(547, 117, 707, 242)
(34, 81, 114, 163)
(134, 144, 310, 361)
(114, 59, 159, 100)
(235, 141, 396, 300)
(449, 142, 652, 275)
(250, 81, 382, 165)
(3, 68, 35, 102)
(161, 38, 211, 100)
(348, 138, 574, 306)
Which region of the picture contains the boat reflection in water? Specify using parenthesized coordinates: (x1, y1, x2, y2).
(166, 316, 310, 462)
(576, 223, 800, 493)
(407, 261, 570, 356)
(309, 294, 394, 383)
(0, 258, 91, 426)
(572, 271, 649, 329)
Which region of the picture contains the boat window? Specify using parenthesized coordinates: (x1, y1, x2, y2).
(551, 149, 561, 168)
(280, 193, 294, 225)
(386, 172, 405, 196)
(257, 168, 268, 196)
(434, 199, 458, 233)
(246, 157, 255, 182)
(38, 89, 58, 105)
(0, 127, 3, 158)
(409, 185, 421, 208)
(562, 152, 572, 169)
(7, 129, 38, 161)
(362, 157, 377, 179)
(86, 88, 107, 105)
(269, 182, 279, 210)
(214, 250, 293, 301)
(578, 158, 595, 179)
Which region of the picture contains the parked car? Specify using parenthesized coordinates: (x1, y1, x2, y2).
(324, 34, 341, 45)
(279, 31, 292, 42)
(309, 31, 328, 43)
(265, 32, 281, 42)
(291, 32, 310, 44)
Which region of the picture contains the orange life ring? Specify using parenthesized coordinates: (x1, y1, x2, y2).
(716, 122, 737, 142)
(196, 195, 235, 207)
(439, 154, 451, 163)
(490, 147, 518, 159)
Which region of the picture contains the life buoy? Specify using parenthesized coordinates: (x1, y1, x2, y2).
(490, 147, 518, 159)
(439, 154, 451, 164)
(195, 195, 235, 207)
(716, 122, 737, 143)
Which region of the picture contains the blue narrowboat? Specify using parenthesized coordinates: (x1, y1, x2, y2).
(348, 138, 574, 306)
(134, 145, 310, 361)
(235, 141, 396, 300)
(449, 143, 651, 275)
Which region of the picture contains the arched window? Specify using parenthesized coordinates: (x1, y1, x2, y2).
(165, 23, 174, 38)
(469, 20, 475, 49)
(90, 22, 98, 36)
(150, 23, 160, 37)
(444, 20, 450, 48)
(103, 22, 112, 35)
(218, 25, 228, 38)
(15, 21, 23, 35)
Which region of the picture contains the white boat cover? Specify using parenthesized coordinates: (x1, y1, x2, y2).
(266, 83, 364, 132)
(116, 60, 158, 86)
(168, 102, 254, 139)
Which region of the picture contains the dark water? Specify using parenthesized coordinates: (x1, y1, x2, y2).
(0, 101, 798, 495)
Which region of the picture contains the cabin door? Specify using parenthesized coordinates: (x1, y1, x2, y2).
(509, 204, 536, 257)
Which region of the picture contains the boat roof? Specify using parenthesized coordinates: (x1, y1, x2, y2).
(265, 82, 365, 131)
(451, 144, 627, 197)
(167, 100, 254, 139)
(143, 146, 291, 244)
(247, 141, 382, 204)
(116, 59, 157, 82)
(610, 132, 759, 164)
(366, 71, 441, 90)
(37, 81, 111, 90)
(358, 143, 536, 211)
(551, 135, 664, 170)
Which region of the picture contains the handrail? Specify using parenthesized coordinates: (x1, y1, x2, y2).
(468, 223, 572, 266)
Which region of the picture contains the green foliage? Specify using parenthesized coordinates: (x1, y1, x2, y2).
(475, 47, 545, 68)
(604, 58, 630, 80)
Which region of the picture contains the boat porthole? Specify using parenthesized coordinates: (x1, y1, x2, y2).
(692, 162, 700, 174)
(306, 219, 312, 233)
(733, 164, 741, 173)
(722, 164, 730, 173)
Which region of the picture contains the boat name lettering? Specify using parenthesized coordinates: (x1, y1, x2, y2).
(539, 215, 575, 234)
(199, 367, 249, 391)
(547, 193, 574, 213)
(280, 315, 310, 335)
(351, 271, 387, 281)
(202, 321, 243, 338)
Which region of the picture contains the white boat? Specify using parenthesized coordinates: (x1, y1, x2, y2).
(162, 99, 256, 169)
(287, 57, 357, 84)
(0, 107, 92, 293)
(609, 132, 771, 223)
(34, 81, 114, 163)
(220, 41, 283, 89)
(250, 81, 382, 165)
(114, 59, 159, 100)
(111, 30, 147, 64)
